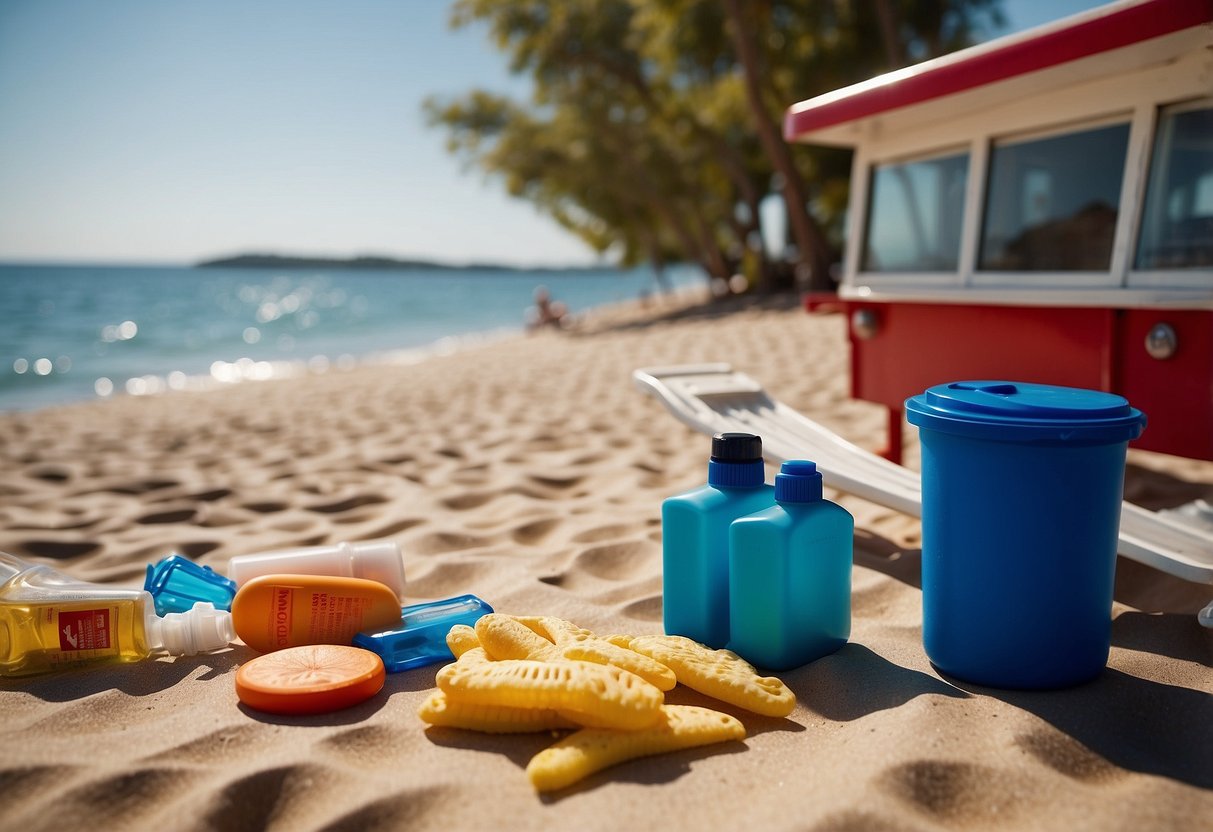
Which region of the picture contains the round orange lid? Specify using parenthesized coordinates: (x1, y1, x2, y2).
(235, 644, 386, 715)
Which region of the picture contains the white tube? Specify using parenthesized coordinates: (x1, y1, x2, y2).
(227, 540, 406, 597)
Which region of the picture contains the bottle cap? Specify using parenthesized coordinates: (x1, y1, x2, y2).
(708, 433, 765, 488)
(775, 460, 823, 503)
(228, 540, 406, 597)
(150, 601, 236, 656)
(144, 554, 237, 615)
(711, 432, 763, 462)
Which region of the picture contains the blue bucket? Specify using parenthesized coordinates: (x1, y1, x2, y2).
(906, 381, 1146, 689)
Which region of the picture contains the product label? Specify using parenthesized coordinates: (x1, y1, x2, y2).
(57, 608, 111, 652)
(272, 587, 293, 648)
(308, 591, 370, 643)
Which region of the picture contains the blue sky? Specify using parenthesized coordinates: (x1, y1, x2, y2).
(0, 0, 1106, 267)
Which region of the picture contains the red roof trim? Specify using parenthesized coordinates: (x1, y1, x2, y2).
(784, 0, 1213, 141)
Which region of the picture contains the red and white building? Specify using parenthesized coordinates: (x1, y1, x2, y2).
(786, 0, 1213, 461)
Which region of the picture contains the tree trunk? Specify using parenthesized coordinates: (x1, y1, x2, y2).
(874, 0, 907, 68)
(724, 0, 833, 292)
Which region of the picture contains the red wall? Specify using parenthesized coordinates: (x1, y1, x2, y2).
(846, 301, 1211, 460)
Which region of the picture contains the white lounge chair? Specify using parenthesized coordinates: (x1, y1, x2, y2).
(634, 363, 1213, 626)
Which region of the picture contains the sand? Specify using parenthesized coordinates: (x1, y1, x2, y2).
(1, 292, 1210, 831)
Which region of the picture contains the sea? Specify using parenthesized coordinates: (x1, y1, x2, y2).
(0, 263, 703, 412)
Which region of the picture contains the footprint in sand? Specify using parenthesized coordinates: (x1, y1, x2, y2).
(407, 561, 491, 597)
(876, 759, 1029, 825)
(203, 764, 339, 831)
(135, 507, 197, 525)
(511, 517, 560, 545)
(441, 491, 497, 511)
(25, 464, 74, 483)
(14, 539, 100, 559)
(317, 788, 450, 830)
(307, 494, 388, 514)
(411, 531, 491, 555)
(0, 764, 81, 822)
(527, 472, 584, 490)
(105, 478, 181, 495)
(47, 767, 192, 828)
(316, 725, 413, 767)
(619, 593, 663, 622)
(1013, 729, 1125, 783)
(187, 488, 233, 502)
(571, 523, 646, 543)
(572, 541, 657, 581)
(242, 501, 290, 514)
(807, 809, 921, 832)
(359, 517, 425, 538)
(143, 725, 276, 765)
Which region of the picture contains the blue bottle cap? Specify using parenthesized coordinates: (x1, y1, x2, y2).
(775, 460, 823, 503)
(144, 554, 237, 616)
(905, 381, 1146, 445)
(352, 594, 493, 672)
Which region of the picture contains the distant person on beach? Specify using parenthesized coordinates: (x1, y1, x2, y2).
(526, 285, 569, 331)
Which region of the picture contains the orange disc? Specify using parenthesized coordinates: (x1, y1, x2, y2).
(236, 644, 386, 715)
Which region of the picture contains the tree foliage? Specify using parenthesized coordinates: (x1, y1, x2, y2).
(427, 0, 1003, 291)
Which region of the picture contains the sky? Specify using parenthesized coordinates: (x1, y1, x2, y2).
(0, 0, 1109, 268)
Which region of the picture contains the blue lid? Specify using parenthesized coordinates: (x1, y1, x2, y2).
(905, 381, 1146, 445)
(144, 554, 237, 615)
(775, 460, 823, 502)
(353, 594, 493, 673)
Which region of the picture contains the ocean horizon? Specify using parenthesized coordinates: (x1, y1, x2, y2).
(1, 262, 702, 412)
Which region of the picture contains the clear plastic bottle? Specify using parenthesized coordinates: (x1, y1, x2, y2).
(661, 432, 775, 648)
(728, 460, 853, 670)
(0, 551, 235, 677)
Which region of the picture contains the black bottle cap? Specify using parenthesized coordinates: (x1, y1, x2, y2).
(710, 432, 762, 463)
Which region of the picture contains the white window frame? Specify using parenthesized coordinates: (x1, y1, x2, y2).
(972, 112, 1134, 291)
(840, 46, 1213, 306)
(854, 144, 971, 285)
(1125, 96, 1213, 290)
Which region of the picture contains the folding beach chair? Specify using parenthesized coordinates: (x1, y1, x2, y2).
(634, 364, 1213, 627)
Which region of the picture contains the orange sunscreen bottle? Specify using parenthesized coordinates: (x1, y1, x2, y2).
(230, 574, 402, 654)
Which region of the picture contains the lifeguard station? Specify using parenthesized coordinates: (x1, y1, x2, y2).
(785, 0, 1212, 463)
(635, 0, 1213, 621)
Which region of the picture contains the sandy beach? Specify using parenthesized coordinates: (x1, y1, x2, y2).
(1, 293, 1210, 831)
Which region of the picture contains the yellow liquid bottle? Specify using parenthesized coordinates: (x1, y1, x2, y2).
(0, 551, 234, 677)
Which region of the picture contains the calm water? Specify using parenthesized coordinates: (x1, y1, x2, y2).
(0, 263, 700, 411)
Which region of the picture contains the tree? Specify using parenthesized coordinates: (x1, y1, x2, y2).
(431, 0, 765, 284)
(427, 0, 1005, 291)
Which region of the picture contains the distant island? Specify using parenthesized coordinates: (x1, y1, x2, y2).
(196, 253, 618, 273)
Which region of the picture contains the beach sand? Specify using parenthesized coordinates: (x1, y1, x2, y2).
(1, 292, 1210, 831)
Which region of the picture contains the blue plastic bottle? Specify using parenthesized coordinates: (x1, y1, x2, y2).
(354, 594, 494, 672)
(728, 460, 853, 670)
(662, 432, 774, 648)
(144, 554, 237, 615)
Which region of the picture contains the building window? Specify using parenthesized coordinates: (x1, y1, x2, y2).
(862, 152, 968, 272)
(1136, 101, 1213, 270)
(979, 122, 1130, 271)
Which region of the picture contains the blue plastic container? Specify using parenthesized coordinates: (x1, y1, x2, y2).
(353, 594, 492, 672)
(144, 554, 237, 615)
(906, 381, 1146, 689)
(662, 433, 774, 648)
(728, 461, 853, 670)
